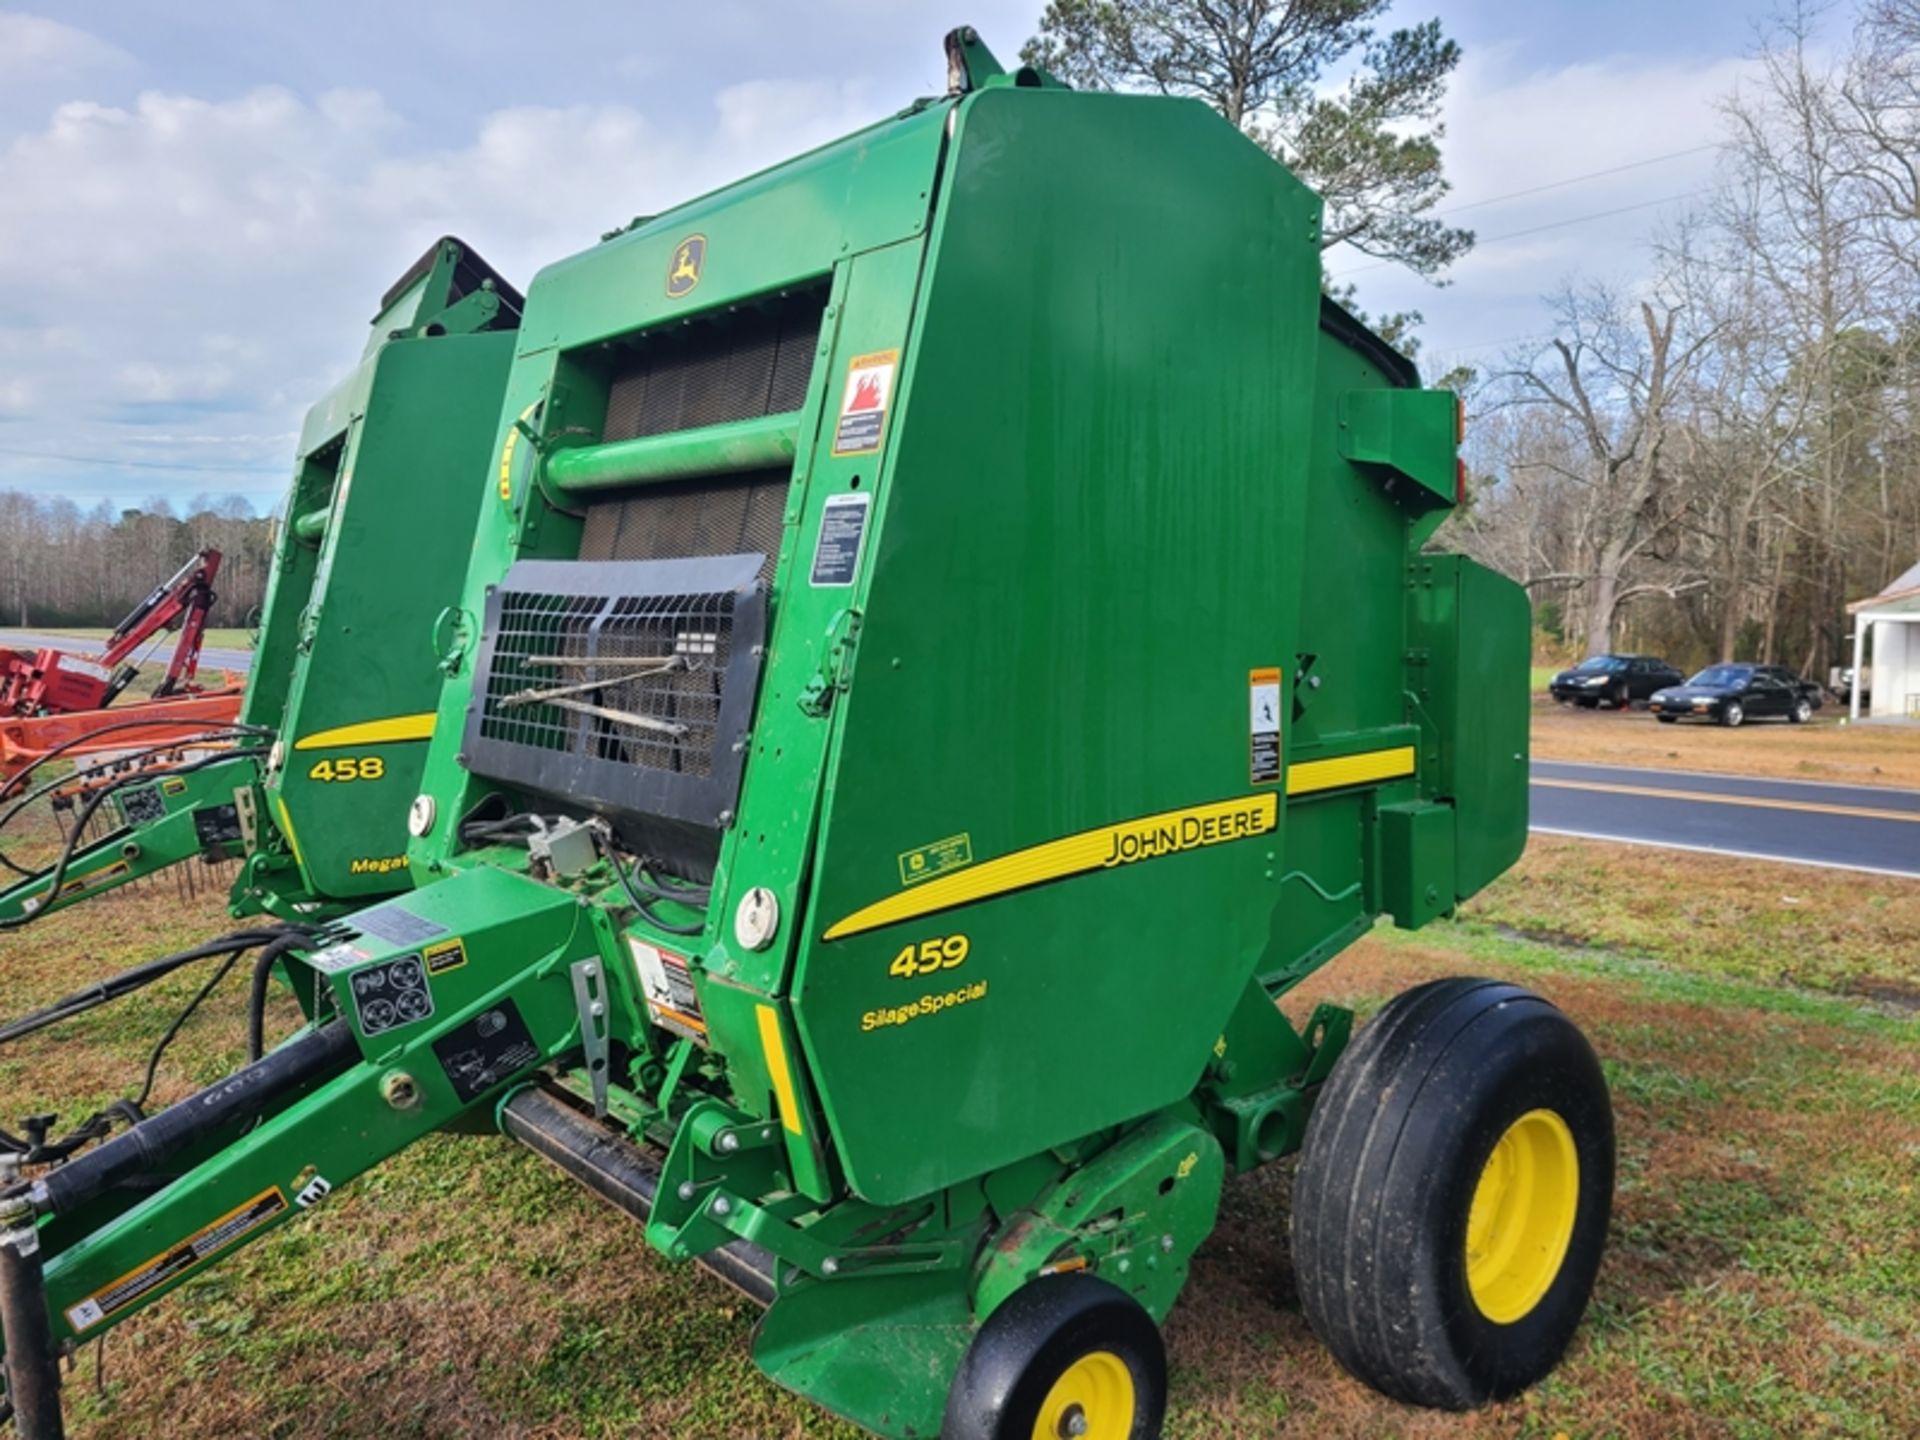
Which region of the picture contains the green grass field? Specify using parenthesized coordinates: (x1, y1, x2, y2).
(0, 812, 1914, 1436)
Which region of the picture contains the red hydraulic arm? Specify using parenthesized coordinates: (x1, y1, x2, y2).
(99, 549, 223, 699)
(0, 549, 225, 717)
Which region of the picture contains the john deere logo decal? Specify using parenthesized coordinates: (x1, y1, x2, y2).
(666, 235, 705, 298)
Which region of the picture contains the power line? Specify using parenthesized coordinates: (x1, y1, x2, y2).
(1329, 189, 1712, 278)
(1433, 144, 1719, 220)
(0, 445, 279, 476)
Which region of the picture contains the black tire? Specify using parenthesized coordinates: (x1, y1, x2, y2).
(944, 1273, 1166, 1440)
(1790, 697, 1813, 724)
(1656, 715, 1677, 724)
(1721, 701, 1745, 727)
(1290, 978, 1613, 1411)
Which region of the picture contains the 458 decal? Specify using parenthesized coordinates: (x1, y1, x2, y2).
(888, 933, 969, 980)
(307, 756, 387, 783)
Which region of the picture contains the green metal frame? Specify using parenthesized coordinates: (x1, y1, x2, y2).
(3, 37, 1531, 1440)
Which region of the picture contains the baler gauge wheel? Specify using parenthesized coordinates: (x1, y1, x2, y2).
(943, 1273, 1164, 1440)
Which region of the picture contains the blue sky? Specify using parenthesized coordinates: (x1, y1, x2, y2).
(0, 1, 1815, 512)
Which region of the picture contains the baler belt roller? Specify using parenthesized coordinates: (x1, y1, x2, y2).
(500, 1085, 776, 1305)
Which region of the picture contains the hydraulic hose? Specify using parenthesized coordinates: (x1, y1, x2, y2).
(246, 931, 315, 1062)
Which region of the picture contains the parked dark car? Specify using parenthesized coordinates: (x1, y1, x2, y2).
(1548, 654, 1686, 708)
(1648, 663, 1823, 726)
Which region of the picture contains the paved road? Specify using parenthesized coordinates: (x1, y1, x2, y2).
(0, 629, 253, 673)
(1532, 758, 1920, 879)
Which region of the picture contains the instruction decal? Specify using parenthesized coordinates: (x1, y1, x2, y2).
(899, 833, 973, 887)
(306, 941, 370, 974)
(1249, 667, 1282, 784)
(119, 785, 165, 826)
(630, 938, 708, 1041)
(52, 859, 131, 900)
(349, 953, 433, 1037)
(432, 999, 540, 1103)
(810, 492, 871, 587)
(65, 1188, 288, 1334)
(351, 904, 446, 946)
(831, 349, 898, 456)
(423, 937, 468, 975)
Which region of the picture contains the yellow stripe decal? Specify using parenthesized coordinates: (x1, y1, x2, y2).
(273, 795, 307, 873)
(823, 793, 1280, 942)
(292, 713, 437, 751)
(756, 1004, 806, 1137)
(1287, 745, 1417, 797)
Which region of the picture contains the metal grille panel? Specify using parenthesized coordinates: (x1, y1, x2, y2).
(602, 300, 821, 443)
(577, 468, 788, 585)
(464, 556, 766, 835)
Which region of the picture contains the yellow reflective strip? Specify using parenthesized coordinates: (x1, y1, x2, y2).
(273, 794, 307, 873)
(499, 402, 536, 502)
(823, 793, 1278, 942)
(756, 1004, 805, 1137)
(1287, 745, 1416, 797)
(292, 713, 436, 750)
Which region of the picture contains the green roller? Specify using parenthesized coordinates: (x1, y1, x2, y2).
(0, 31, 1611, 1440)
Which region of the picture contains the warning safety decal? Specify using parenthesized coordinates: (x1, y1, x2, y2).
(631, 938, 708, 1041)
(1249, 667, 1283, 784)
(65, 1188, 288, 1334)
(831, 349, 898, 456)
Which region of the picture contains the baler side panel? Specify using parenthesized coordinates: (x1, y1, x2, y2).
(1407, 554, 1530, 901)
(267, 330, 515, 898)
(793, 89, 1325, 1206)
(1260, 321, 1432, 983)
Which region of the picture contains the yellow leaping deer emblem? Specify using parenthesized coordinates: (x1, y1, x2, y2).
(666, 235, 705, 298)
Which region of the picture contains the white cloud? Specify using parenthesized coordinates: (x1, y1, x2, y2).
(0, 11, 131, 76)
(1334, 44, 1760, 366)
(0, 72, 876, 500)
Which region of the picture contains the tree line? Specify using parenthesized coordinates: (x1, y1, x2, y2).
(1450, 1, 1920, 677)
(0, 490, 275, 631)
(1031, 2, 1920, 680)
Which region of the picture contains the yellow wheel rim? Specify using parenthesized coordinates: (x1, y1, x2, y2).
(1030, 1349, 1135, 1440)
(1465, 1108, 1580, 1324)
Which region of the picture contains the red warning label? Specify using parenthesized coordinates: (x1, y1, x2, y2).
(832, 349, 899, 456)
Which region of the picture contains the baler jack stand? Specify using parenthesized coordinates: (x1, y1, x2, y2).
(0, 1161, 63, 1440)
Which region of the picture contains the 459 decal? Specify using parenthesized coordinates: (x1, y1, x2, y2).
(307, 756, 386, 783)
(888, 933, 969, 980)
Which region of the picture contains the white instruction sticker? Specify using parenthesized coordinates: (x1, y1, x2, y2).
(1250, 667, 1282, 784)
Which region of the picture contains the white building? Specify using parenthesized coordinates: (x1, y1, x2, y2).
(1848, 559, 1920, 721)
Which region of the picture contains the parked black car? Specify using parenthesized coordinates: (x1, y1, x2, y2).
(1548, 654, 1686, 708)
(1648, 663, 1823, 726)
